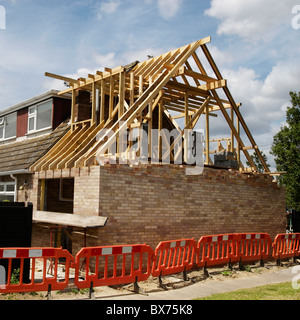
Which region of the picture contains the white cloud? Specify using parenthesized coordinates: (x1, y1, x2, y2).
(158, 0, 182, 20)
(93, 52, 117, 68)
(95, 0, 121, 20)
(205, 0, 294, 42)
(219, 58, 300, 171)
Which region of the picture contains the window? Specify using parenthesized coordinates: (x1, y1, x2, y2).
(0, 113, 17, 140)
(59, 179, 74, 202)
(28, 100, 52, 133)
(0, 182, 15, 202)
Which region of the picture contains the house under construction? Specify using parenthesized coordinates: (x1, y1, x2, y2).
(0, 37, 286, 252)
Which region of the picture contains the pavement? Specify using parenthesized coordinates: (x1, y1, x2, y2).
(97, 266, 299, 300)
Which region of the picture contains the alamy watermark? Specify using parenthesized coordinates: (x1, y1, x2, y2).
(292, 5, 300, 30)
(0, 5, 6, 30)
(95, 123, 205, 176)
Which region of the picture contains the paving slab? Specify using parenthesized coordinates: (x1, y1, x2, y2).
(97, 267, 298, 300)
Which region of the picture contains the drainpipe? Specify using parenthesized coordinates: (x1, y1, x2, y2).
(10, 174, 17, 202)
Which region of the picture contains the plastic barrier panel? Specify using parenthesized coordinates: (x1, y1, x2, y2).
(196, 234, 239, 268)
(236, 233, 272, 265)
(151, 239, 197, 277)
(272, 233, 300, 261)
(0, 247, 73, 294)
(73, 244, 154, 290)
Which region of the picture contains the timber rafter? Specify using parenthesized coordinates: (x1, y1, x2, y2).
(30, 37, 271, 174)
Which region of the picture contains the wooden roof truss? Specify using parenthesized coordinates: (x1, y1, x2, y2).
(31, 37, 270, 174)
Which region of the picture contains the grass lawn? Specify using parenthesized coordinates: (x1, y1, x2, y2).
(195, 282, 300, 300)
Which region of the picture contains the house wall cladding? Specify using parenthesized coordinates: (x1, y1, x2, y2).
(31, 165, 286, 250)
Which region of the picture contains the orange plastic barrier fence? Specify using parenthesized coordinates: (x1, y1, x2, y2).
(237, 233, 272, 265)
(73, 244, 154, 290)
(151, 239, 197, 278)
(196, 234, 239, 268)
(0, 247, 73, 294)
(272, 233, 300, 262)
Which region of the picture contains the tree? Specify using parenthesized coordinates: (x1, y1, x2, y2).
(271, 91, 300, 210)
(246, 151, 270, 173)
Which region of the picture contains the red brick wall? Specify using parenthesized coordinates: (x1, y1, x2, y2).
(16, 108, 28, 138)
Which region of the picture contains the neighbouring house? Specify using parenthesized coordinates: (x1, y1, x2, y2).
(0, 37, 286, 254)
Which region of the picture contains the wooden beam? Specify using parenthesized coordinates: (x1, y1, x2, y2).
(206, 104, 210, 165)
(178, 66, 219, 83)
(91, 82, 96, 125)
(119, 71, 125, 118)
(45, 72, 80, 84)
(158, 100, 163, 160)
(57, 66, 125, 96)
(236, 108, 241, 167)
(71, 88, 76, 128)
(100, 80, 105, 123)
(109, 76, 114, 120)
(199, 79, 227, 91)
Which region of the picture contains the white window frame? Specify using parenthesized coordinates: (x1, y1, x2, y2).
(28, 100, 53, 134)
(0, 113, 17, 141)
(0, 182, 16, 201)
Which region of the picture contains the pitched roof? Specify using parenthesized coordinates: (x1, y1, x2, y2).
(0, 120, 70, 174)
(34, 37, 271, 173)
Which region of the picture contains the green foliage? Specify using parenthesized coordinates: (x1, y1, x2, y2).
(246, 152, 270, 173)
(271, 91, 300, 210)
(10, 268, 20, 285)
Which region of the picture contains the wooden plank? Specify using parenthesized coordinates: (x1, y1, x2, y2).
(130, 73, 135, 107)
(57, 66, 125, 96)
(109, 75, 115, 119)
(71, 89, 76, 127)
(199, 79, 227, 91)
(45, 72, 79, 84)
(49, 124, 96, 170)
(56, 124, 101, 169)
(42, 125, 88, 170)
(100, 80, 105, 123)
(206, 104, 210, 165)
(178, 67, 218, 83)
(91, 82, 96, 125)
(185, 92, 189, 127)
(30, 128, 74, 171)
(67, 122, 105, 168)
(165, 80, 211, 97)
(158, 100, 163, 160)
(119, 71, 125, 118)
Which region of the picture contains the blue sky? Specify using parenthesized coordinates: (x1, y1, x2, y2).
(0, 0, 299, 170)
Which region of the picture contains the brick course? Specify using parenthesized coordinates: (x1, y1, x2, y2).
(30, 164, 286, 251)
